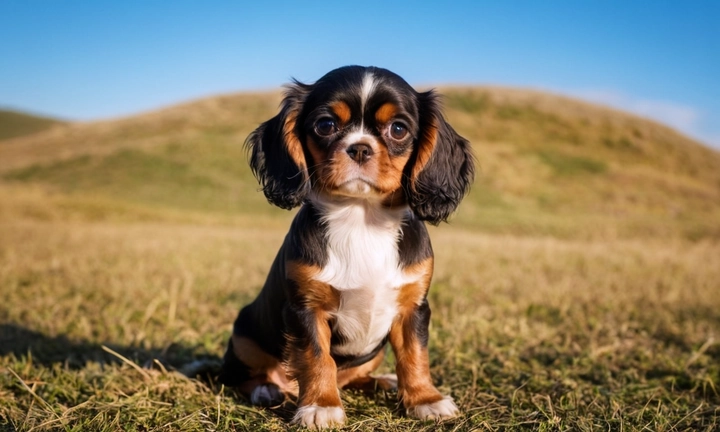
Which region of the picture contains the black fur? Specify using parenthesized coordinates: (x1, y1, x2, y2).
(404, 90, 475, 225)
(232, 254, 288, 359)
(397, 213, 434, 267)
(286, 203, 328, 267)
(410, 298, 432, 347)
(218, 337, 252, 387)
(245, 83, 312, 210)
(283, 301, 323, 357)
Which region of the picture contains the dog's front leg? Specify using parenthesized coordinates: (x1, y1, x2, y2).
(284, 265, 345, 429)
(389, 298, 459, 420)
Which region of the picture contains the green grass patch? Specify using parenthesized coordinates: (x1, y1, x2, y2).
(535, 149, 607, 176)
(2, 146, 280, 217)
(444, 92, 491, 113)
(4, 149, 214, 189)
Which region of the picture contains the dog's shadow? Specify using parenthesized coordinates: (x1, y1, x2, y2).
(0, 323, 400, 421)
(0, 323, 258, 407)
(0, 323, 216, 370)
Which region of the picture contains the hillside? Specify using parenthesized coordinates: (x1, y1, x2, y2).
(1, 88, 719, 239)
(2, 90, 720, 430)
(0, 109, 65, 141)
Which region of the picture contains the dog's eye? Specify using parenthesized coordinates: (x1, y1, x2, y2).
(390, 122, 408, 140)
(315, 118, 337, 137)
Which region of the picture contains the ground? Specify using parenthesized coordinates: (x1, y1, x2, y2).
(1, 218, 718, 431)
(1, 87, 719, 430)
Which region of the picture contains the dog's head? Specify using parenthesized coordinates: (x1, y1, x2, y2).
(246, 65, 474, 224)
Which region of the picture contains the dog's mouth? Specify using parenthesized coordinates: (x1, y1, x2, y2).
(333, 178, 380, 197)
(313, 154, 398, 199)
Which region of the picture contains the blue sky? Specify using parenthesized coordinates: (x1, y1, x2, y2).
(1, 1, 718, 147)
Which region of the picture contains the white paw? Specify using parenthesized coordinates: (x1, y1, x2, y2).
(292, 405, 346, 429)
(407, 396, 459, 420)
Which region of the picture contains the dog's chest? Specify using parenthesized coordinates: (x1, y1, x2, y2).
(313, 204, 414, 357)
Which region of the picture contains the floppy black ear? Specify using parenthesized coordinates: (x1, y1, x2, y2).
(245, 82, 312, 210)
(405, 90, 475, 225)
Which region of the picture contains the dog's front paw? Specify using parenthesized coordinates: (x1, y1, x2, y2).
(292, 405, 346, 429)
(407, 396, 459, 420)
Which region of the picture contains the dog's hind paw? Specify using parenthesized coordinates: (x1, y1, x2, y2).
(372, 373, 398, 391)
(249, 383, 284, 407)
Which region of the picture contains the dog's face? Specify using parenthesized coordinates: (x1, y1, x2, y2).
(301, 70, 419, 201)
(247, 65, 474, 224)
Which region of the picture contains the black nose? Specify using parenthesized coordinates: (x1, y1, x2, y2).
(346, 143, 373, 164)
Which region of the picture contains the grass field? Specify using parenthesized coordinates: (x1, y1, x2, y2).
(1, 88, 719, 431)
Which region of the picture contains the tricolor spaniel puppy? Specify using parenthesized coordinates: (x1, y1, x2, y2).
(220, 65, 474, 429)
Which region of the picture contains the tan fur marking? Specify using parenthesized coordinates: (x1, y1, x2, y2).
(375, 102, 398, 125)
(396, 259, 433, 312)
(306, 136, 330, 186)
(283, 114, 307, 170)
(379, 147, 414, 207)
(231, 335, 298, 397)
(411, 118, 438, 183)
(390, 258, 444, 409)
(232, 334, 282, 373)
(336, 349, 385, 389)
(390, 152, 412, 173)
(373, 146, 411, 196)
(286, 261, 340, 311)
(330, 101, 352, 126)
(285, 261, 342, 408)
(289, 310, 342, 407)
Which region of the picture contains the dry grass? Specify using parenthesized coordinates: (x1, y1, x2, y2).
(1, 87, 720, 430)
(1, 218, 718, 431)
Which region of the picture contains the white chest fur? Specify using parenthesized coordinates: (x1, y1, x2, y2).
(312, 199, 417, 357)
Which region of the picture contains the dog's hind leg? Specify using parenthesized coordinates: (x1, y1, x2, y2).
(219, 335, 298, 407)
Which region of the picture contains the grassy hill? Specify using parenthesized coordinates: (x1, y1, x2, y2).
(1, 88, 719, 239)
(0, 109, 65, 141)
(1, 89, 719, 430)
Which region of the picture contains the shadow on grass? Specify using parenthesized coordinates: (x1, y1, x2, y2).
(0, 323, 221, 372)
(0, 323, 400, 423)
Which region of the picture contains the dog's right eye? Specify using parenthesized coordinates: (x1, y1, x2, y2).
(315, 118, 337, 137)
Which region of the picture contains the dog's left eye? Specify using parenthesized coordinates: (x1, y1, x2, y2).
(389, 122, 408, 140)
(315, 118, 337, 137)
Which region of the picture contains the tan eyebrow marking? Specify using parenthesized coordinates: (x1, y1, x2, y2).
(330, 101, 351, 126)
(375, 102, 398, 125)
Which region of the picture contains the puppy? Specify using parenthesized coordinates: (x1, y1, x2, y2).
(220, 65, 474, 429)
